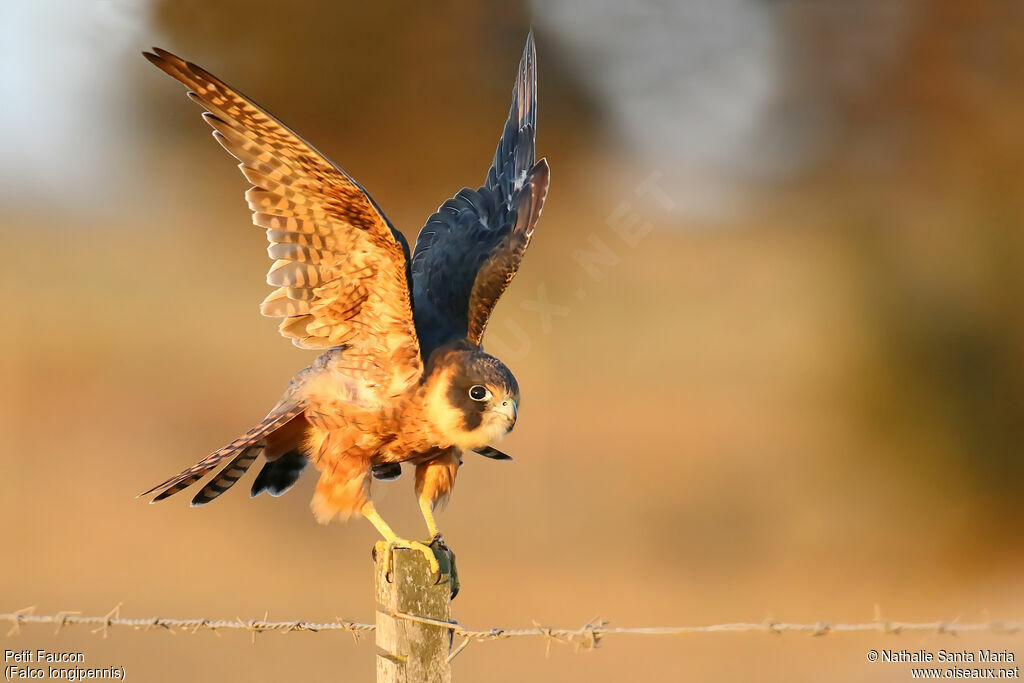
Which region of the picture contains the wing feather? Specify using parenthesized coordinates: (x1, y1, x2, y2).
(410, 32, 549, 357)
(144, 48, 422, 389)
(468, 159, 549, 339)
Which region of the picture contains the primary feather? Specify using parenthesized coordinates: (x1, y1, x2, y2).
(410, 32, 550, 358)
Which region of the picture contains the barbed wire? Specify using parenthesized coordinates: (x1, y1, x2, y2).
(3, 606, 1022, 650)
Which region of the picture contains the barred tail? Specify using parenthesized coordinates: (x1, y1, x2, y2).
(140, 405, 304, 503)
(191, 446, 263, 506)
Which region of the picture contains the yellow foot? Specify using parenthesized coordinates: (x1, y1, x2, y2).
(372, 535, 459, 598)
(374, 538, 442, 580)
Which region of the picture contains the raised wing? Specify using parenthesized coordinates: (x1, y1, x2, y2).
(410, 33, 550, 358)
(144, 48, 422, 389)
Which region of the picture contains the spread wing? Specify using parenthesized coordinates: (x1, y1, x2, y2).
(410, 32, 550, 358)
(144, 48, 422, 388)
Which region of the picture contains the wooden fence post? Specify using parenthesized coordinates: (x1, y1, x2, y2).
(375, 548, 453, 682)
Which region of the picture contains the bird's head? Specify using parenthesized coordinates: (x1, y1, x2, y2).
(423, 340, 520, 450)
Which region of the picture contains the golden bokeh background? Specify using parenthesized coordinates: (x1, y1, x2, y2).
(2, 2, 1023, 681)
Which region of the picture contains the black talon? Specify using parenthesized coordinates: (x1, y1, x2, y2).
(426, 535, 459, 598)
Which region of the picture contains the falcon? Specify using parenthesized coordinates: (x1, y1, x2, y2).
(139, 34, 548, 584)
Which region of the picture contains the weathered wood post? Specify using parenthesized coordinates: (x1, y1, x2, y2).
(375, 548, 453, 682)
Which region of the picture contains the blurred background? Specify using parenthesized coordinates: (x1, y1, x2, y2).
(2, 1, 1023, 681)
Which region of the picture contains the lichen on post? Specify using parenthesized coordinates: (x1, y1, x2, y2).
(374, 547, 454, 682)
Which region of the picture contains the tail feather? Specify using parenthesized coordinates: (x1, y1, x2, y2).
(191, 446, 262, 506)
(141, 405, 304, 502)
(250, 449, 307, 497)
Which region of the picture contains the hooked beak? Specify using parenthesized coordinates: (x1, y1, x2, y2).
(494, 398, 518, 427)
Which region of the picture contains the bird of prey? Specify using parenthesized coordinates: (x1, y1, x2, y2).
(139, 34, 548, 582)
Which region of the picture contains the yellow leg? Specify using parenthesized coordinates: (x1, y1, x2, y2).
(415, 497, 460, 597)
(361, 502, 442, 577)
(415, 498, 459, 598)
(418, 496, 440, 539)
(361, 501, 398, 542)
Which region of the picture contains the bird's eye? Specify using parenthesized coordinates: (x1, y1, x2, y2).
(469, 385, 490, 401)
